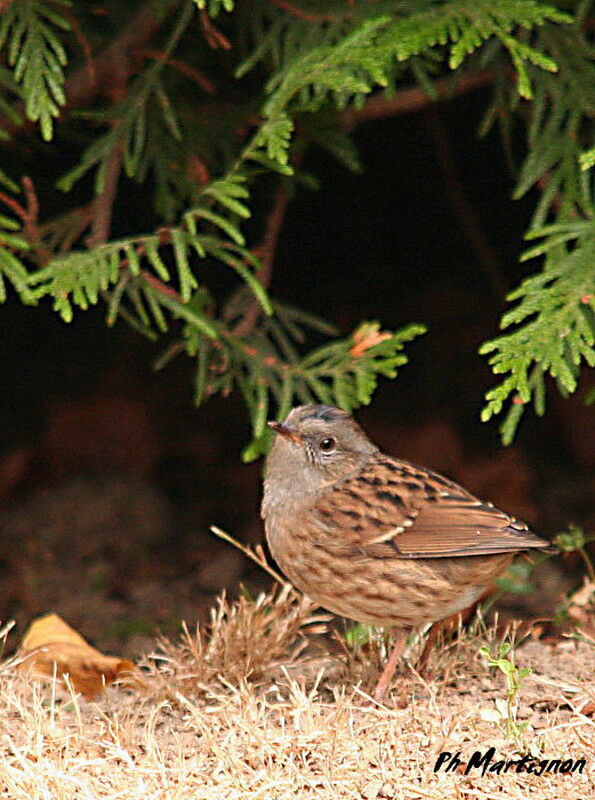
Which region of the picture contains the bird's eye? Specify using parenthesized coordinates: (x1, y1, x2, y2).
(319, 437, 336, 453)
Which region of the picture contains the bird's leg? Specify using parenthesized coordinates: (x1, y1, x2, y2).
(372, 632, 407, 702)
(416, 621, 443, 676)
(417, 601, 485, 677)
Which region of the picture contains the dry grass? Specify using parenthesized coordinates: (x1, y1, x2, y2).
(0, 585, 593, 800)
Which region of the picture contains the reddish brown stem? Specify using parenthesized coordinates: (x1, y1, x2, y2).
(0, 176, 50, 264)
(341, 69, 495, 131)
(0, 0, 15, 12)
(138, 49, 216, 94)
(21, 177, 39, 228)
(266, 0, 341, 22)
(424, 106, 506, 300)
(63, 8, 96, 89)
(86, 144, 123, 248)
(0, 191, 25, 220)
(140, 269, 183, 301)
(232, 182, 291, 337)
(1, 2, 170, 140)
(199, 10, 232, 50)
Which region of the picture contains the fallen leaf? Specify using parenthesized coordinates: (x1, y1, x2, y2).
(568, 578, 595, 608)
(18, 613, 142, 698)
(566, 578, 595, 643)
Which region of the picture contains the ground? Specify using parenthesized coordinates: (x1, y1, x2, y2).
(1, 586, 593, 800)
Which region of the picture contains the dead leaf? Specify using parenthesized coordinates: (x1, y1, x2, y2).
(349, 323, 392, 357)
(566, 578, 595, 644)
(568, 578, 595, 608)
(18, 613, 142, 698)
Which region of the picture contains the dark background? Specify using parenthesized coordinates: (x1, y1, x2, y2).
(1, 88, 592, 652)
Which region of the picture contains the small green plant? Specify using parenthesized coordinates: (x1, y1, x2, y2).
(554, 525, 595, 582)
(551, 526, 595, 646)
(480, 640, 532, 745)
(495, 559, 539, 596)
(343, 622, 377, 650)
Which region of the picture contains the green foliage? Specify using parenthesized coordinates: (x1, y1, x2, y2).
(29, 212, 269, 335)
(194, 0, 234, 16)
(256, 1, 570, 168)
(554, 524, 595, 581)
(480, 221, 595, 443)
(57, 3, 194, 196)
(0, 0, 592, 451)
(0, 211, 32, 304)
(0, 0, 70, 141)
(480, 640, 532, 744)
(496, 560, 537, 595)
(187, 318, 426, 461)
(478, 14, 595, 440)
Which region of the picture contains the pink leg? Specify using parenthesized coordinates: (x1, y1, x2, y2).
(416, 621, 442, 676)
(372, 633, 407, 702)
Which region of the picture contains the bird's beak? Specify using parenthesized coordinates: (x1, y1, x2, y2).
(267, 420, 303, 445)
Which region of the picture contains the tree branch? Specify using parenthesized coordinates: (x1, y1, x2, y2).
(199, 9, 232, 49)
(0, 176, 50, 264)
(86, 144, 123, 248)
(2, 2, 173, 140)
(424, 106, 506, 300)
(341, 69, 495, 130)
(138, 49, 216, 94)
(66, 2, 173, 108)
(266, 0, 343, 22)
(232, 182, 291, 338)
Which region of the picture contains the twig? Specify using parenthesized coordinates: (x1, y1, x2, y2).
(86, 143, 123, 248)
(424, 106, 507, 301)
(210, 525, 286, 584)
(1, 2, 171, 139)
(0, 190, 25, 221)
(21, 177, 39, 243)
(341, 69, 495, 131)
(199, 9, 231, 50)
(266, 0, 342, 22)
(232, 181, 291, 337)
(63, 8, 96, 89)
(138, 49, 216, 94)
(140, 268, 183, 301)
(0, 176, 50, 264)
(67, 2, 171, 105)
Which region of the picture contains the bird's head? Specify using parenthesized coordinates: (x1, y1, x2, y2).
(265, 405, 377, 498)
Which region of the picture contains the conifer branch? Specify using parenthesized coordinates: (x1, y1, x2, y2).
(199, 8, 232, 49)
(232, 182, 290, 337)
(65, 2, 175, 108)
(138, 49, 216, 94)
(20, 177, 43, 253)
(425, 106, 506, 300)
(0, 1, 173, 140)
(1, 0, 591, 452)
(265, 0, 342, 22)
(341, 68, 495, 130)
(87, 144, 123, 249)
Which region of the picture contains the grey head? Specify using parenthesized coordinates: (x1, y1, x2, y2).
(262, 404, 378, 516)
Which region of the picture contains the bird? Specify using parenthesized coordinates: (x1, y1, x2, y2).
(261, 404, 551, 701)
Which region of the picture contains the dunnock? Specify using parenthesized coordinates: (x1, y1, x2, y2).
(262, 404, 551, 700)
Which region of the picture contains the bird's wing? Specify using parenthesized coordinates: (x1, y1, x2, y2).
(309, 455, 550, 559)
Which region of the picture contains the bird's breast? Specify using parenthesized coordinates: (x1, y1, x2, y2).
(264, 510, 512, 629)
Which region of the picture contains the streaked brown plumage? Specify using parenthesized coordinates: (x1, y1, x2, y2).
(261, 404, 551, 700)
